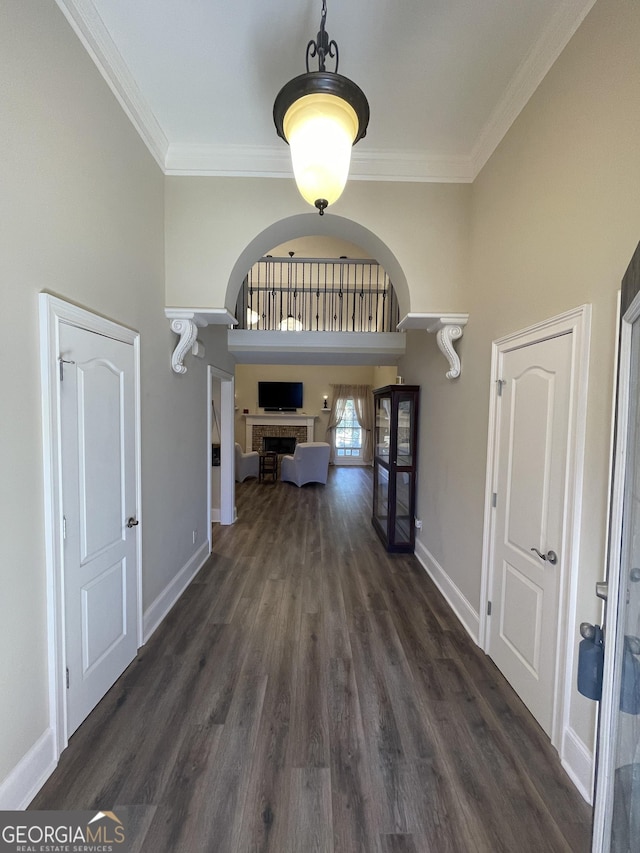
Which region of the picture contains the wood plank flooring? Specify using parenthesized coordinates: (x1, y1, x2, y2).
(31, 467, 592, 852)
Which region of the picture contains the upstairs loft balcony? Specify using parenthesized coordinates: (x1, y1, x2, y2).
(229, 256, 405, 365)
(235, 256, 400, 333)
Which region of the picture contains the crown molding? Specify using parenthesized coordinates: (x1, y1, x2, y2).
(58, 0, 596, 184)
(165, 143, 475, 183)
(54, 0, 169, 169)
(349, 149, 474, 183)
(164, 144, 293, 178)
(470, 0, 597, 178)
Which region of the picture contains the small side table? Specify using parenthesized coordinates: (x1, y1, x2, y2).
(259, 451, 278, 482)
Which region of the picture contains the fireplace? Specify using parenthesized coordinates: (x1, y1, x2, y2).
(244, 414, 318, 452)
(263, 436, 297, 454)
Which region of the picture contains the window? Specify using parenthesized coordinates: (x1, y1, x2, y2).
(334, 398, 362, 461)
(327, 384, 374, 465)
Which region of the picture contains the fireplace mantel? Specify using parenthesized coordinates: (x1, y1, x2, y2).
(244, 413, 317, 451)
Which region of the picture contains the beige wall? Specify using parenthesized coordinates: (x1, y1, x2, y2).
(0, 0, 232, 798)
(373, 366, 399, 390)
(165, 178, 470, 316)
(4, 0, 637, 809)
(400, 0, 640, 767)
(234, 364, 396, 447)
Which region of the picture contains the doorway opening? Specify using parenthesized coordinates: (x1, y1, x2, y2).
(208, 366, 235, 548)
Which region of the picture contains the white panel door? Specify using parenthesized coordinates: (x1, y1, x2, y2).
(488, 332, 572, 735)
(60, 322, 138, 735)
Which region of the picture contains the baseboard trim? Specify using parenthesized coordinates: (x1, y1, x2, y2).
(414, 539, 480, 643)
(1, 544, 212, 810)
(0, 728, 57, 810)
(561, 726, 594, 804)
(143, 542, 210, 643)
(211, 507, 221, 523)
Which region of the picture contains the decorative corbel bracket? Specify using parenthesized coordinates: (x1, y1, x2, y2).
(397, 313, 469, 379)
(165, 308, 237, 374)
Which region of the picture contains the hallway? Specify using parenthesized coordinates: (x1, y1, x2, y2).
(32, 467, 592, 851)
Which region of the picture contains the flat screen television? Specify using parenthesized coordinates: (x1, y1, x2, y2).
(258, 381, 303, 411)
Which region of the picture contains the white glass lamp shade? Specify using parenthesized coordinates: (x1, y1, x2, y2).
(283, 93, 359, 209)
(279, 315, 303, 331)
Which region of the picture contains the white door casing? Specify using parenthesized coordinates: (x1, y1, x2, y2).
(481, 306, 591, 780)
(40, 295, 142, 756)
(592, 288, 640, 850)
(60, 323, 138, 735)
(489, 333, 572, 735)
(207, 365, 235, 540)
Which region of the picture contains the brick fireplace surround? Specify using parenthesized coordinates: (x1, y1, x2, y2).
(243, 414, 318, 452)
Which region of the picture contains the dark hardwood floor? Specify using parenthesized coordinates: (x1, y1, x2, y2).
(31, 466, 592, 852)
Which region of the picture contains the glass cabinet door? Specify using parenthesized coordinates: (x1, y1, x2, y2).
(373, 464, 389, 530)
(396, 397, 414, 467)
(372, 385, 419, 553)
(393, 471, 412, 546)
(376, 395, 391, 462)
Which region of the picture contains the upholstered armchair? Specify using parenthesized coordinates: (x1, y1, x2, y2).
(280, 442, 330, 487)
(235, 442, 259, 482)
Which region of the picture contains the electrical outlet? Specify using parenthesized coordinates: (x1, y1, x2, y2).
(414, 518, 423, 529)
(192, 528, 198, 544)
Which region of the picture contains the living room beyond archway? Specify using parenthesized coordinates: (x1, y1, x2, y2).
(230, 232, 400, 474)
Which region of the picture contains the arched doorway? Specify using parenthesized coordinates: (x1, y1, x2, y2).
(224, 213, 411, 317)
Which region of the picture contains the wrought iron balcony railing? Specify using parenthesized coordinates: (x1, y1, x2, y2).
(235, 257, 399, 333)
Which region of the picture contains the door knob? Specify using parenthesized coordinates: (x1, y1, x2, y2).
(126, 517, 139, 528)
(531, 547, 558, 565)
(580, 622, 596, 640)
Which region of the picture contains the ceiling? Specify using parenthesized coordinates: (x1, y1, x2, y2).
(56, 0, 595, 183)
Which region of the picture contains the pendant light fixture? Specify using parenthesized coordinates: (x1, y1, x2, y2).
(273, 0, 369, 215)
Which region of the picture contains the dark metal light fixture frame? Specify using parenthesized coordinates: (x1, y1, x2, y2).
(273, 0, 370, 215)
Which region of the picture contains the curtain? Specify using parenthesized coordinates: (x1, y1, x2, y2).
(325, 385, 348, 463)
(351, 384, 375, 464)
(325, 383, 374, 464)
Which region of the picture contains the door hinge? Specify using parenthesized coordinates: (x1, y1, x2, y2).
(66, 667, 70, 689)
(487, 601, 492, 616)
(58, 357, 75, 381)
(491, 492, 497, 508)
(63, 515, 67, 540)
(496, 379, 506, 396)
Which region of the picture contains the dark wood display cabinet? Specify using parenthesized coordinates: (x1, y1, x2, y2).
(372, 384, 420, 552)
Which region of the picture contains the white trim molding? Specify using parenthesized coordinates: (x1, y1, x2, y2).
(0, 729, 57, 810)
(38, 294, 143, 765)
(592, 289, 639, 847)
(164, 142, 476, 183)
(208, 366, 236, 538)
(54, 0, 168, 168)
(57, 0, 596, 182)
(470, 0, 597, 177)
(165, 308, 237, 374)
(479, 303, 592, 789)
(414, 539, 480, 644)
(228, 329, 406, 366)
(562, 726, 595, 804)
(143, 542, 210, 643)
(397, 313, 469, 379)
